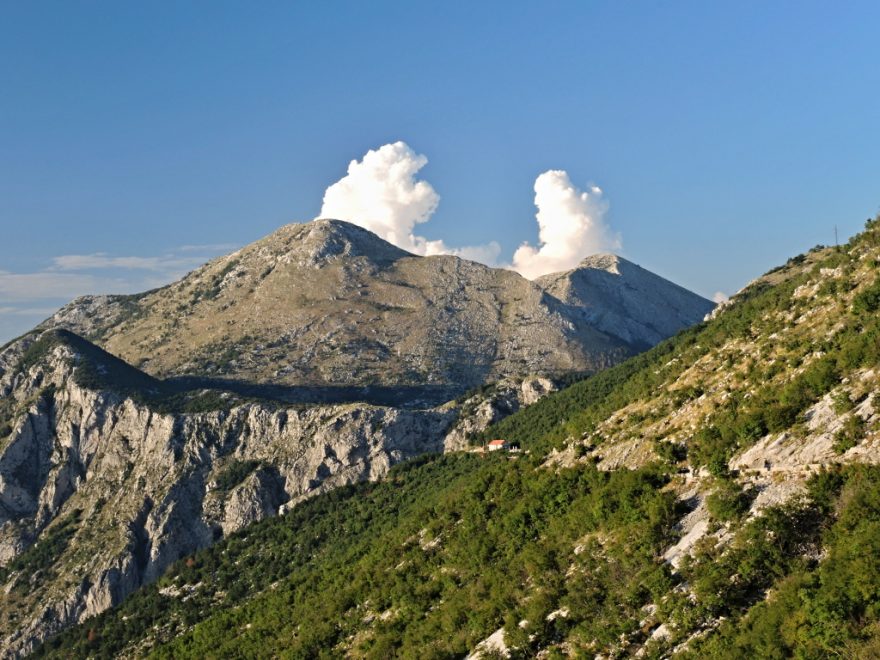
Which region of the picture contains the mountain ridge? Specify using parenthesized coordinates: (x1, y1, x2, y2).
(41, 219, 712, 398)
(0, 324, 563, 656)
(536, 251, 714, 348)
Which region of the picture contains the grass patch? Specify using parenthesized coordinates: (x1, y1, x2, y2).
(214, 460, 262, 492)
(0, 509, 82, 589)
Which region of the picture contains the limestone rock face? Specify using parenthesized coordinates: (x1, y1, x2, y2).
(442, 377, 558, 452)
(220, 468, 285, 535)
(520, 377, 556, 406)
(0, 336, 457, 656)
(536, 253, 715, 349)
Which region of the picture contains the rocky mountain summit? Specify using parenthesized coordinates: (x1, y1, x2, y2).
(44, 220, 711, 399)
(536, 253, 715, 348)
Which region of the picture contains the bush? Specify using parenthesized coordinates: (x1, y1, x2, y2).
(654, 439, 687, 465)
(706, 482, 752, 522)
(0, 509, 82, 587)
(684, 466, 880, 658)
(832, 390, 854, 414)
(691, 426, 735, 478)
(853, 278, 880, 314)
(214, 460, 262, 491)
(833, 415, 865, 454)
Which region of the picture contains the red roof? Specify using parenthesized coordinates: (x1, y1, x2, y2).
(488, 439, 506, 446)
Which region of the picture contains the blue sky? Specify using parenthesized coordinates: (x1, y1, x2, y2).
(1, 1, 879, 342)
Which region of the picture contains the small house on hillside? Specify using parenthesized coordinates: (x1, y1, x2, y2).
(487, 439, 508, 451)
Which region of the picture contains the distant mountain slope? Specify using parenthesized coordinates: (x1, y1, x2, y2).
(43, 220, 708, 396)
(536, 253, 715, 348)
(32, 216, 880, 658)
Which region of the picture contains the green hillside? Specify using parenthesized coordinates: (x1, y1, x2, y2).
(35, 217, 880, 658)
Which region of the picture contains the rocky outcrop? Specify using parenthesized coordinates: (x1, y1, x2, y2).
(442, 377, 558, 452)
(536, 253, 715, 349)
(0, 336, 459, 656)
(219, 467, 285, 535)
(0, 329, 563, 656)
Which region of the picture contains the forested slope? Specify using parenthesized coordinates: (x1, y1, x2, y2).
(35, 216, 880, 658)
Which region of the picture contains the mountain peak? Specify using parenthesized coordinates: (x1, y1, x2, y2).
(277, 219, 412, 266)
(576, 252, 626, 274)
(536, 254, 714, 348)
(41, 218, 713, 391)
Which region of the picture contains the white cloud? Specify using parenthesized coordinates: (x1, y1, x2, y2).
(177, 242, 239, 253)
(0, 305, 59, 316)
(317, 141, 500, 263)
(713, 291, 729, 303)
(0, 242, 236, 343)
(51, 252, 207, 272)
(447, 242, 502, 265)
(316, 146, 622, 276)
(511, 170, 620, 280)
(0, 270, 128, 302)
(319, 141, 439, 253)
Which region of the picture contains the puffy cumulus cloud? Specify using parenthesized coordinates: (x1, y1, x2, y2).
(319, 142, 439, 253)
(511, 170, 620, 280)
(316, 144, 617, 274)
(318, 141, 500, 263)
